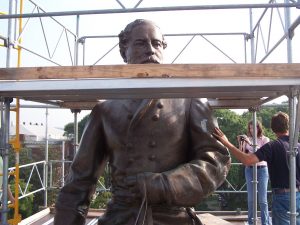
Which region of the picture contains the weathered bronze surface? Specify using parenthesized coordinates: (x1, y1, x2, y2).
(54, 19, 231, 225)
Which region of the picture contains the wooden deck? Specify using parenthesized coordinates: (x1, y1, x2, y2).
(18, 208, 257, 225)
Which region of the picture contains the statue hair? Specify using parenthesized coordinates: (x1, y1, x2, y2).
(118, 19, 167, 63)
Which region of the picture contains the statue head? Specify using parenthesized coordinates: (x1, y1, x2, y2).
(118, 19, 167, 64)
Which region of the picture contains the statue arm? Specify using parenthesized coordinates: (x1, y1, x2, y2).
(138, 99, 231, 206)
(54, 104, 108, 225)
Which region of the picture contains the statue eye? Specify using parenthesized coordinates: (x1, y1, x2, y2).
(134, 41, 146, 47)
(152, 40, 163, 48)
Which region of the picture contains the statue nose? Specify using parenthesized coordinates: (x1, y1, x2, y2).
(145, 43, 155, 55)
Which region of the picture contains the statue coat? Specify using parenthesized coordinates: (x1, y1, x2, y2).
(54, 98, 231, 225)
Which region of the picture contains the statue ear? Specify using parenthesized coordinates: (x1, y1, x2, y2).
(120, 48, 127, 63)
(120, 50, 127, 63)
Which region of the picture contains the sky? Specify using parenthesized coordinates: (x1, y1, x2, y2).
(0, 0, 299, 129)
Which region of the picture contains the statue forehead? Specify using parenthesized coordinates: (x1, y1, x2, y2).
(129, 22, 163, 40)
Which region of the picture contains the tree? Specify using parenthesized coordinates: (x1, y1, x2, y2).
(214, 109, 247, 145)
(64, 114, 90, 139)
(8, 148, 35, 220)
(209, 109, 249, 211)
(90, 177, 112, 209)
(9, 179, 34, 219)
(241, 104, 288, 141)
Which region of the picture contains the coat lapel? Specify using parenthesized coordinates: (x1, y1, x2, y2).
(129, 99, 158, 129)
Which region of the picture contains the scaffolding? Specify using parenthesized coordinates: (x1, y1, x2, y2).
(0, 0, 300, 224)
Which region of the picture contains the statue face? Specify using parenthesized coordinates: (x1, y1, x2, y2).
(125, 22, 164, 64)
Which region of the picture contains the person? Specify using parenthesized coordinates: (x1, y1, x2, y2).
(238, 121, 271, 225)
(213, 112, 300, 225)
(0, 156, 15, 206)
(54, 19, 231, 225)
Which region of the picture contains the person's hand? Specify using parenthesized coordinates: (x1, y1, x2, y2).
(10, 197, 15, 205)
(237, 135, 243, 143)
(237, 134, 252, 145)
(212, 127, 230, 146)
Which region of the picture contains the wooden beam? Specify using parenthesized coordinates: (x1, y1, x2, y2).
(1, 63, 300, 80)
(198, 213, 233, 225)
(58, 101, 98, 110)
(208, 99, 262, 109)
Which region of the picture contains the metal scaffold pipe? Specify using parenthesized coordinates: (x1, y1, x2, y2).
(289, 92, 297, 225)
(0, 3, 300, 19)
(1, 98, 12, 224)
(44, 108, 49, 207)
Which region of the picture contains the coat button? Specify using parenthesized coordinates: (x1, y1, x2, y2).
(126, 143, 133, 149)
(157, 102, 164, 109)
(148, 141, 156, 148)
(148, 154, 156, 161)
(152, 114, 159, 121)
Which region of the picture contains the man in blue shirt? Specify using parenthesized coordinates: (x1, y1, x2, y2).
(213, 111, 300, 225)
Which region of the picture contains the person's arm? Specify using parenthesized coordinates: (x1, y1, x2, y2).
(54, 104, 108, 225)
(213, 127, 259, 166)
(7, 185, 15, 204)
(134, 99, 231, 206)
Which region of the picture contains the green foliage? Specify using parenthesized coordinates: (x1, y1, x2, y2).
(8, 148, 33, 167)
(241, 104, 288, 141)
(47, 189, 60, 207)
(214, 109, 247, 150)
(89, 173, 112, 209)
(7, 144, 67, 219)
(64, 114, 90, 139)
(195, 194, 220, 210)
(90, 191, 112, 209)
(8, 148, 35, 219)
(9, 179, 34, 219)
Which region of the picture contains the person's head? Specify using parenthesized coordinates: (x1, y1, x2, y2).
(247, 120, 263, 137)
(271, 111, 289, 134)
(118, 19, 167, 64)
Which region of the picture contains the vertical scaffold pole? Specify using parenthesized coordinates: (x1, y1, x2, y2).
(249, 6, 258, 225)
(292, 91, 300, 222)
(0, 98, 5, 223)
(249, 8, 255, 64)
(1, 98, 12, 224)
(62, 141, 65, 187)
(6, 0, 13, 68)
(289, 89, 298, 225)
(284, 0, 296, 224)
(44, 107, 49, 207)
(74, 15, 80, 66)
(249, 107, 258, 225)
(72, 109, 81, 153)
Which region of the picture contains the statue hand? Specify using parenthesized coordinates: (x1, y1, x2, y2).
(124, 175, 137, 186)
(118, 175, 142, 200)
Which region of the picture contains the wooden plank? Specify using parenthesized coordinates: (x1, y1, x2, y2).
(18, 208, 52, 225)
(58, 101, 98, 110)
(198, 213, 233, 225)
(1, 63, 300, 80)
(208, 98, 263, 109)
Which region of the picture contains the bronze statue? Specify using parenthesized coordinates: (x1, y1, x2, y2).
(54, 19, 231, 225)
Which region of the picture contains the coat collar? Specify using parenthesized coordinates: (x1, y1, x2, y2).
(128, 99, 158, 129)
